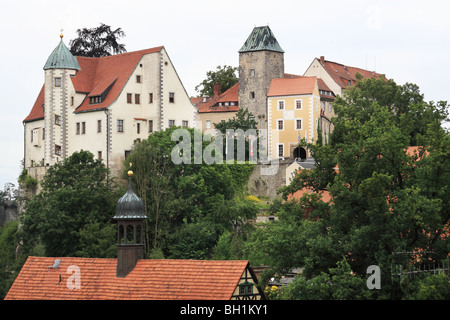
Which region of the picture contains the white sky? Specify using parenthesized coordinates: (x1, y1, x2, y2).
(1, 0, 449, 188)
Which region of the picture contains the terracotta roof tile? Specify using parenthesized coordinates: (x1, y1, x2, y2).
(5, 256, 250, 300)
(196, 83, 239, 113)
(23, 47, 163, 122)
(318, 57, 384, 89)
(268, 76, 317, 97)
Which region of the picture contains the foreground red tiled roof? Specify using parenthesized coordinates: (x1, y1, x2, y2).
(5, 256, 250, 300)
(23, 47, 163, 122)
(268, 76, 317, 97)
(318, 57, 384, 89)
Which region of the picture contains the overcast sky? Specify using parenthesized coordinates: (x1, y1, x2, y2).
(1, 0, 449, 188)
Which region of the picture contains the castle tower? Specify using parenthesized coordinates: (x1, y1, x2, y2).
(114, 168, 147, 277)
(43, 34, 80, 166)
(238, 26, 285, 130)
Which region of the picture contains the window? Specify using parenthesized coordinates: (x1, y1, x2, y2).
(278, 144, 284, 158)
(81, 122, 86, 134)
(136, 75, 141, 83)
(98, 151, 102, 160)
(42, 128, 45, 140)
(55, 145, 62, 156)
(135, 94, 140, 104)
(55, 115, 61, 126)
(206, 120, 211, 129)
(250, 92, 255, 99)
(182, 120, 188, 128)
(295, 99, 302, 109)
(124, 150, 131, 160)
(168, 120, 175, 128)
(250, 69, 255, 77)
(296, 119, 302, 130)
(148, 120, 153, 133)
(127, 93, 132, 104)
(149, 93, 153, 104)
(71, 96, 74, 106)
(329, 103, 333, 113)
(117, 120, 124, 132)
(278, 100, 284, 110)
(89, 96, 101, 104)
(169, 92, 175, 103)
(30, 130, 33, 142)
(54, 78, 61, 87)
(277, 120, 284, 130)
(76, 122, 80, 135)
(137, 123, 141, 134)
(97, 120, 102, 133)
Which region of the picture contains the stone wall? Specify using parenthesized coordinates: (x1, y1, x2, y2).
(0, 202, 18, 226)
(247, 159, 293, 199)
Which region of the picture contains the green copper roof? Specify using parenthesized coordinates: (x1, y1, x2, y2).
(239, 26, 284, 53)
(44, 37, 81, 70)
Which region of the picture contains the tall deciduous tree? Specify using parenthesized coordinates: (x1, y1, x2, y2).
(247, 76, 449, 299)
(195, 65, 238, 97)
(69, 23, 126, 57)
(19, 151, 118, 257)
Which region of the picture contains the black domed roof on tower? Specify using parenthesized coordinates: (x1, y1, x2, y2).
(114, 173, 147, 220)
(239, 26, 284, 53)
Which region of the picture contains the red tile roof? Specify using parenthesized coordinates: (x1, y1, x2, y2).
(23, 85, 45, 123)
(267, 76, 317, 97)
(5, 256, 250, 300)
(195, 83, 239, 113)
(317, 57, 384, 89)
(23, 47, 163, 122)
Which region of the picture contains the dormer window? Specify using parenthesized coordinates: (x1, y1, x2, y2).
(89, 96, 102, 105)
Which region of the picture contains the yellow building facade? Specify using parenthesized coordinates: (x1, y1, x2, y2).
(267, 77, 320, 160)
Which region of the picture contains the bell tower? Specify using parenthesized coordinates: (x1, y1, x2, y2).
(114, 166, 147, 277)
(238, 26, 285, 131)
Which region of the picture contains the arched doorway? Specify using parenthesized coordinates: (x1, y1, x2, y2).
(293, 147, 307, 161)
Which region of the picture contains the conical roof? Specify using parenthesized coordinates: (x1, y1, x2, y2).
(44, 36, 81, 71)
(238, 26, 284, 53)
(114, 178, 147, 220)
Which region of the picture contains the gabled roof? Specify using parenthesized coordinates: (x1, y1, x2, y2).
(239, 26, 284, 53)
(195, 83, 239, 113)
(5, 256, 251, 300)
(316, 56, 384, 89)
(267, 76, 317, 97)
(24, 47, 163, 122)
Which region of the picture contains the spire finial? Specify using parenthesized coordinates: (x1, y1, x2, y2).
(128, 162, 133, 177)
(60, 29, 64, 39)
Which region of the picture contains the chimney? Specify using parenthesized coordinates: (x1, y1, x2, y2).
(320, 56, 325, 65)
(213, 83, 221, 98)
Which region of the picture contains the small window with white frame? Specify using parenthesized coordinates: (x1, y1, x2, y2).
(295, 119, 302, 130)
(295, 99, 302, 109)
(278, 100, 285, 110)
(278, 144, 284, 158)
(277, 119, 284, 131)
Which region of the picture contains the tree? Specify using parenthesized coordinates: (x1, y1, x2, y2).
(19, 151, 119, 257)
(248, 76, 449, 299)
(125, 127, 257, 258)
(195, 65, 238, 97)
(69, 23, 126, 57)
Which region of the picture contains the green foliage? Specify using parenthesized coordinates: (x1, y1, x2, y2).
(126, 127, 257, 259)
(69, 23, 126, 57)
(248, 76, 449, 299)
(278, 258, 371, 300)
(409, 273, 450, 300)
(19, 150, 118, 258)
(195, 65, 238, 97)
